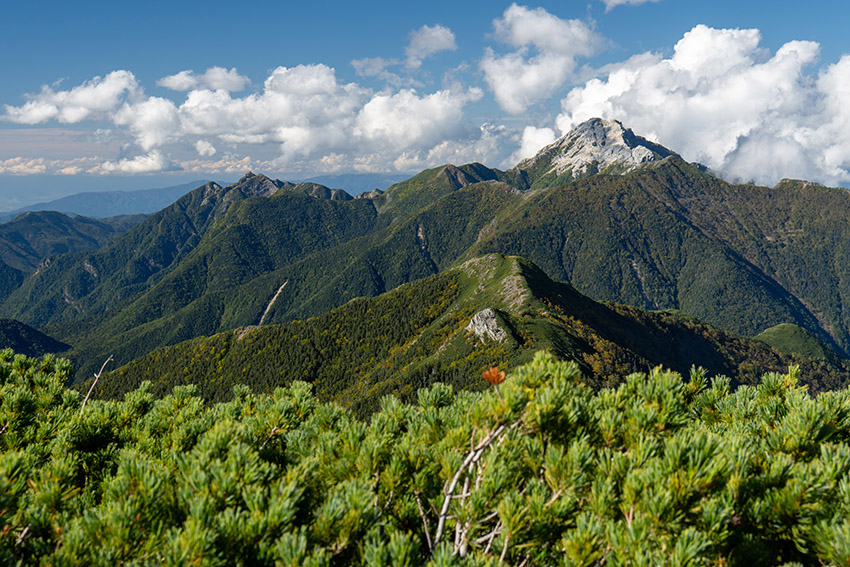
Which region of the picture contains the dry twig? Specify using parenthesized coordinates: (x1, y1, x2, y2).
(415, 492, 433, 553)
(79, 355, 113, 416)
(433, 420, 521, 546)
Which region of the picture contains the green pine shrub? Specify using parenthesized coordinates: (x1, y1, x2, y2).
(5, 348, 850, 564)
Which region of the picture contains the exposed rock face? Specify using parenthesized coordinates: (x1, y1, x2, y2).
(440, 164, 478, 189)
(355, 188, 384, 200)
(234, 172, 285, 198)
(466, 308, 507, 343)
(515, 118, 676, 179)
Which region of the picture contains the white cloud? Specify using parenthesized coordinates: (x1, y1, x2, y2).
(481, 4, 602, 114)
(195, 140, 216, 157)
(264, 64, 340, 95)
(0, 156, 103, 175)
(109, 64, 373, 164)
(356, 87, 483, 150)
(156, 71, 196, 92)
(0, 157, 49, 175)
(100, 150, 178, 173)
(57, 166, 83, 175)
(508, 126, 557, 164)
(3, 71, 140, 124)
(113, 97, 180, 151)
(601, 0, 661, 12)
(351, 57, 407, 87)
(3, 63, 494, 175)
(179, 156, 274, 174)
(406, 24, 457, 68)
(555, 24, 850, 185)
(157, 67, 249, 92)
(424, 122, 511, 168)
(352, 57, 398, 77)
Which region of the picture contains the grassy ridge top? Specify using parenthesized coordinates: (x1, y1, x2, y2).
(756, 323, 839, 361)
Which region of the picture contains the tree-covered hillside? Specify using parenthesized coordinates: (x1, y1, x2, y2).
(0, 174, 365, 328)
(9, 121, 850, 381)
(0, 319, 69, 358)
(465, 159, 842, 352)
(95, 255, 850, 415)
(6, 350, 850, 565)
(0, 211, 143, 304)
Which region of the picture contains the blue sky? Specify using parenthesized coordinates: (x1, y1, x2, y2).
(2, 0, 850, 208)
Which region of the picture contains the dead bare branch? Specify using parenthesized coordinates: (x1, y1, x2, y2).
(79, 355, 113, 417)
(415, 492, 433, 553)
(434, 420, 521, 546)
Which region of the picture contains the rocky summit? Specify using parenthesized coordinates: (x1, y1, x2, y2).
(515, 117, 676, 180)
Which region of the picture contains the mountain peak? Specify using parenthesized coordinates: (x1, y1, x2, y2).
(514, 118, 676, 183)
(230, 172, 283, 198)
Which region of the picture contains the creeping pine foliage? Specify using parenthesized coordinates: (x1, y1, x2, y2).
(6, 350, 850, 564)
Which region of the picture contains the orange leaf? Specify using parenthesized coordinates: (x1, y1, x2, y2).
(482, 367, 506, 385)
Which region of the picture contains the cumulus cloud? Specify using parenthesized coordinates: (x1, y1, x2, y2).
(100, 150, 179, 173)
(113, 96, 180, 151)
(508, 126, 557, 164)
(0, 156, 103, 175)
(179, 156, 275, 174)
(4, 62, 494, 175)
(0, 157, 49, 175)
(423, 122, 511, 169)
(555, 24, 850, 185)
(195, 140, 216, 157)
(356, 87, 482, 149)
(157, 67, 249, 92)
(3, 71, 140, 124)
(600, 0, 661, 12)
(405, 24, 457, 68)
(352, 57, 398, 78)
(481, 4, 602, 114)
(352, 24, 456, 85)
(264, 64, 341, 96)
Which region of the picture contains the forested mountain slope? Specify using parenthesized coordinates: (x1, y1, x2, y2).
(467, 158, 838, 350)
(0, 211, 143, 304)
(0, 173, 367, 329)
(0, 211, 141, 272)
(95, 255, 849, 414)
(7, 118, 850, 380)
(756, 322, 841, 362)
(0, 318, 69, 357)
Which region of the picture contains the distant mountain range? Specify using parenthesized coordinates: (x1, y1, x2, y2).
(0, 180, 207, 221)
(3, 117, 850, 397)
(299, 172, 411, 194)
(0, 174, 410, 222)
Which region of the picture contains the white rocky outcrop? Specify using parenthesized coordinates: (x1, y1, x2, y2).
(516, 118, 674, 178)
(466, 308, 507, 344)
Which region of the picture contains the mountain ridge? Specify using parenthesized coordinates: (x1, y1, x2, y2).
(93, 254, 850, 413)
(0, 318, 70, 357)
(6, 117, 850, 381)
